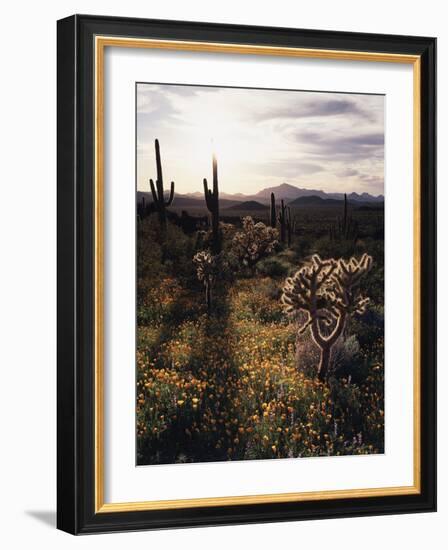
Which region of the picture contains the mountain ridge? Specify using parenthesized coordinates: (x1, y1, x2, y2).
(137, 182, 384, 208)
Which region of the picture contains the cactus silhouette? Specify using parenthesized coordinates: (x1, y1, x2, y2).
(277, 200, 293, 246)
(270, 192, 277, 228)
(277, 199, 287, 243)
(281, 253, 372, 381)
(203, 154, 221, 254)
(149, 139, 175, 230)
(330, 193, 358, 242)
(285, 206, 293, 247)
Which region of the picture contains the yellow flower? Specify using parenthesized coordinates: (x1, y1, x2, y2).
(177, 400, 185, 406)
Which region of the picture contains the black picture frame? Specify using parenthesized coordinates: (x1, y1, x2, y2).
(57, 14, 436, 534)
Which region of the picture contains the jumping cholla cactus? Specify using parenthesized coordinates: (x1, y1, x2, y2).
(232, 216, 278, 272)
(193, 250, 220, 312)
(149, 139, 175, 230)
(281, 253, 373, 381)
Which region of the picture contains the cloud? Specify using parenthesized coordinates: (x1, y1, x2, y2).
(136, 83, 384, 195)
(295, 131, 384, 160)
(250, 160, 325, 178)
(252, 96, 378, 123)
(338, 168, 359, 177)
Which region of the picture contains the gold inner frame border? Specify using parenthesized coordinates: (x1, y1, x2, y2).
(94, 36, 421, 513)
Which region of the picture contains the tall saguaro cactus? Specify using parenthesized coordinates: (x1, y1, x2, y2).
(270, 192, 277, 228)
(149, 139, 175, 230)
(278, 200, 293, 245)
(281, 253, 372, 381)
(203, 154, 221, 254)
(285, 206, 293, 247)
(329, 193, 358, 242)
(278, 199, 287, 243)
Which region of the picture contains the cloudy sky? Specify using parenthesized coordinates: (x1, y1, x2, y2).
(137, 83, 384, 196)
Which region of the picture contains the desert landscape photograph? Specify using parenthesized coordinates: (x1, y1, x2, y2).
(135, 83, 385, 466)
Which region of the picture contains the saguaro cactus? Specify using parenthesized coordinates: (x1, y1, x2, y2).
(149, 139, 175, 230)
(270, 192, 277, 228)
(277, 199, 287, 243)
(203, 154, 221, 254)
(285, 206, 293, 247)
(330, 193, 358, 242)
(281, 253, 372, 381)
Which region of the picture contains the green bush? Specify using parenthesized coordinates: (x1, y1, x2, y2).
(257, 257, 289, 278)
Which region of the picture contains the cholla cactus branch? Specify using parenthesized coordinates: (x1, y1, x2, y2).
(281, 253, 373, 381)
(193, 250, 221, 312)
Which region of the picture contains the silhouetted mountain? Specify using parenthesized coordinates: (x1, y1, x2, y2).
(253, 183, 383, 203)
(137, 183, 384, 209)
(254, 183, 304, 200)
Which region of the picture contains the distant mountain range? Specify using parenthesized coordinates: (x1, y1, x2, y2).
(137, 182, 384, 210)
(252, 183, 383, 203)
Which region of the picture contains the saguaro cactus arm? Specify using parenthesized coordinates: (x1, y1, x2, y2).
(148, 139, 175, 228)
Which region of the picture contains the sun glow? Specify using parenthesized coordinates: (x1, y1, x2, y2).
(137, 83, 385, 196)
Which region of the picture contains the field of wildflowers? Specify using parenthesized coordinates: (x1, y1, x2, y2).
(136, 214, 384, 464)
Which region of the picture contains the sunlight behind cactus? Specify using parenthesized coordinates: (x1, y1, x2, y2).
(203, 154, 221, 254)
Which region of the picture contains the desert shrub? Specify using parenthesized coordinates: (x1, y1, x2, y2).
(313, 235, 357, 259)
(137, 219, 164, 281)
(329, 335, 363, 375)
(230, 279, 285, 324)
(257, 257, 289, 278)
(136, 278, 196, 326)
(291, 236, 312, 259)
(163, 222, 196, 280)
(295, 333, 321, 378)
(349, 304, 384, 362)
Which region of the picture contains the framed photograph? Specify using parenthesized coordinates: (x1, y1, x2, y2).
(57, 14, 436, 534)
